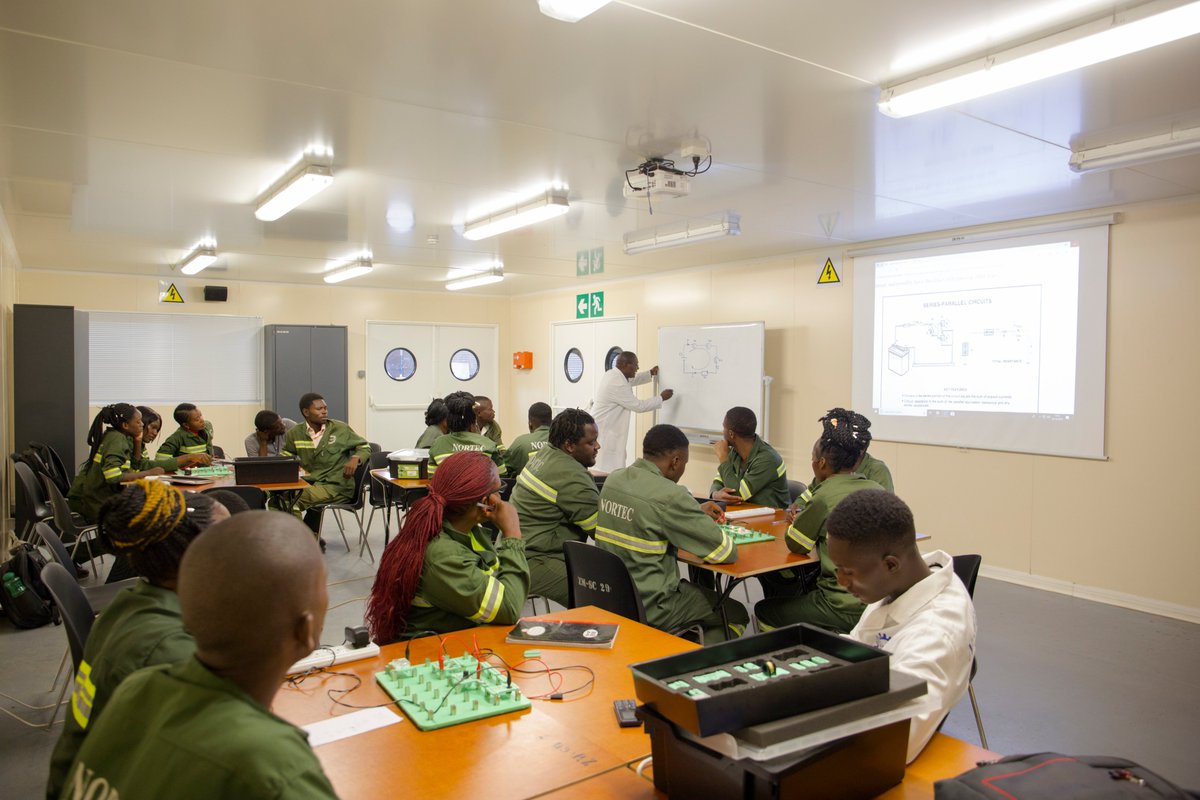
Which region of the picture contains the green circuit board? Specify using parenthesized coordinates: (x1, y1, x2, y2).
(720, 523, 774, 545)
(375, 654, 531, 731)
(182, 465, 234, 477)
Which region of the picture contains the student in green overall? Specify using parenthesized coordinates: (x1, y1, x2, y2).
(46, 482, 229, 799)
(59, 511, 338, 800)
(502, 402, 553, 478)
(474, 395, 505, 451)
(427, 392, 505, 477)
(597, 424, 748, 644)
(754, 410, 885, 633)
(366, 451, 529, 641)
(156, 403, 216, 460)
(510, 408, 601, 607)
(136, 406, 211, 473)
(68, 405, 167, 523)
(709, 406, 790, 509)
(280, 392, 371, 535)
(850, 411, 894, 493)
(415, 398, 449, 449)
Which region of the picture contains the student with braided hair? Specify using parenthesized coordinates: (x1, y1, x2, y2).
(68, 405, 167, 523)
(753, 408, 885, 634)
(415, 398, 449, 449)
(136, 406, 210, 472)
(427, 391, 505, 477)
(366, 451, 528, 642)
(510, 408, 601, 606)
(46, 481, 229, 798)
(851, 411, 894, 493)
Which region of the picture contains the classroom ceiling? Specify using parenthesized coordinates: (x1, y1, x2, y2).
(1, 0, 1199, 296)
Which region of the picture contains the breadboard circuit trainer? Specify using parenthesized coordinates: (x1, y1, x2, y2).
(375, 654, 531, 731)
(719, 523, 774, 545)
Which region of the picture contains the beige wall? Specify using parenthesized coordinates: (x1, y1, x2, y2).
(0, 205, 18, 546)
(511, 199, 1200, 617)
(14, 273, 510, 459)
(9, 197, 1200, 617)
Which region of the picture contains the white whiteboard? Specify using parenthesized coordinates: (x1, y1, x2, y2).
(657, 322, 765, 437)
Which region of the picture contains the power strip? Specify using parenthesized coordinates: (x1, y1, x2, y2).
(724, 507, 776, 520)
(288, 643, 381, 675)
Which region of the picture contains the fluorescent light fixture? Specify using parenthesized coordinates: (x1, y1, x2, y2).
(879, 0, 1200, 118)
(323, 256, 373, 284)
(178, 240, 217, 275)
(538, 0, 611, 22)
(255, 150, 335, 221)
(462, 188, 569, 241)
(623, 213, 741, 255)
(1069, 125, 1200, 172)
(446, 265, 504, 291)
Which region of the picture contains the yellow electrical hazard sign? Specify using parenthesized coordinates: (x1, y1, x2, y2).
(160, 283, 185, 303)
(818, 258, 841, 285)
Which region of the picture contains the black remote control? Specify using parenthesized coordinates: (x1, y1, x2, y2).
(613, 699, 640, 728)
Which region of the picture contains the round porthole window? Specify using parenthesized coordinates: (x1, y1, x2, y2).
(384, 348, 417, 381)
(450, 348, 480, 381)
(564, 348, 585, 383)
(604, 346, 623, 371)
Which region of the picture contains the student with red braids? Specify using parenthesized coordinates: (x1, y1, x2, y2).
(366, 451, 529, 642)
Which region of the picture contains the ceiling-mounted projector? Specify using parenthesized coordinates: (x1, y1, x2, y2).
(623, 170, 691, 199)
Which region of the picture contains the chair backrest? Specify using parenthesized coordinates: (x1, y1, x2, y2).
(40, 473, 84, 542)
(33, 521, 75, 572)
(367, 450, 390, 507)
(40, 562, 96, 670)
(212, 444, 226, 460)
(787, 480, 808, 503)
(369, 442, 383, 455)
(346, 458, 372, 510)
(562, 540, 647, 623)
(202, 484, 267, 510)
(11, 459, 50, 537)
(951, 554, 982, 598)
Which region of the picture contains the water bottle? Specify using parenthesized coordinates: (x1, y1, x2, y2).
(3, 571, 26, 598)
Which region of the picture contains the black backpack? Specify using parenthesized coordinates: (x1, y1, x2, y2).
(935, 753, 1197, 799)
(0, 542, 59, 629)
(16, 442, 72, 498)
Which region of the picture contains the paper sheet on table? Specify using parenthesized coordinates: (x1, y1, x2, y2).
(303, 707, 404, 747)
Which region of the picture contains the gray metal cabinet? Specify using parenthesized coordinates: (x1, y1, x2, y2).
(14, 304, 90, 468)
(264, 325, 348, 423)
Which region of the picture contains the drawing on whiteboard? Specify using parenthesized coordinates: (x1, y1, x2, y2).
(681, 338, 722, 378)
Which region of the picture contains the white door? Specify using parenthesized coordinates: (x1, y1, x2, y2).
(366, 322, 498, 451)
(550, 316, 638, 464)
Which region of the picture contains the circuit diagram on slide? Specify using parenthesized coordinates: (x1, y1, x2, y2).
(681, 338, 722, 378)
(887, 317, 1027, 376)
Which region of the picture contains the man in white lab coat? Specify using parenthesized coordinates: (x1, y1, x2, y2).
(591, 351, 674, 473)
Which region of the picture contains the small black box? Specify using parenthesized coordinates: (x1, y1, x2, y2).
(233, 457, 300, 485)
(203, 285, 228, 302)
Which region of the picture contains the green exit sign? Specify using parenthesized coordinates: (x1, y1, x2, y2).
(575, 291, 605, 318)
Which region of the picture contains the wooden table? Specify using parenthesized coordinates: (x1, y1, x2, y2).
(534, 734, 998, 798)
(273, 606, 697, 800)
(368, 468, 431, 543)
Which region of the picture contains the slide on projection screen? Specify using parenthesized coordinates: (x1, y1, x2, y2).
(850, 221, 1109, 459)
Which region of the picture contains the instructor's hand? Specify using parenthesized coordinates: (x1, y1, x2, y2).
(649, 366, 659, 376)
(660, 389, 674, 401)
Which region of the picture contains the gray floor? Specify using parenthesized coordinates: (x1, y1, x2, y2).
(2, 514, 1198, 799)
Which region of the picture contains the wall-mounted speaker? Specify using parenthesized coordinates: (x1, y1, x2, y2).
(203, 285, 228, 302)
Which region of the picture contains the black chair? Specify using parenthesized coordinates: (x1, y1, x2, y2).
(202, 484, 267, 510)
(787, 479, 808, 504)
(39, 563, 96, 673)
(951, 553, 988, 749)
(11, 458, 54, 540)
(212, 445, 226, 459)
(563, 541, 702, 641)
(39, 473, 100, 576)
(312, 460, 374, 561)
(33, 523, 135, 613)
(365, 450, 393, 540)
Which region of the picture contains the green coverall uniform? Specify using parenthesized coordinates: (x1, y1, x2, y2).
(597, 459, 748, 644)
(710, 436, 790, 509)
(501, 425, 550, 478)
(67, 430, 136, 523)
(481, 420, 505, 450)
(754, 472, 884, 634)
(857, 451, 894, 493)
(405, 520, 530, 635)
(427, 432, 505, 477)
(156, 420, 214, 458)
(280, 419, 371, 514)
(59, 657, 337, 800)
(47, 581, 193, 799)
(510, 446, 600, 607)
(415, 424, 443, 449)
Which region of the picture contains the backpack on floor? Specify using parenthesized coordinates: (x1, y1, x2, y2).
(935, 753, 1196, 799)
(0, 542, 59, 629)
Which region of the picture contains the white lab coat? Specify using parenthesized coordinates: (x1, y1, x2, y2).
(591, 368, 662, 473)
(848, 550, 977, 764)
